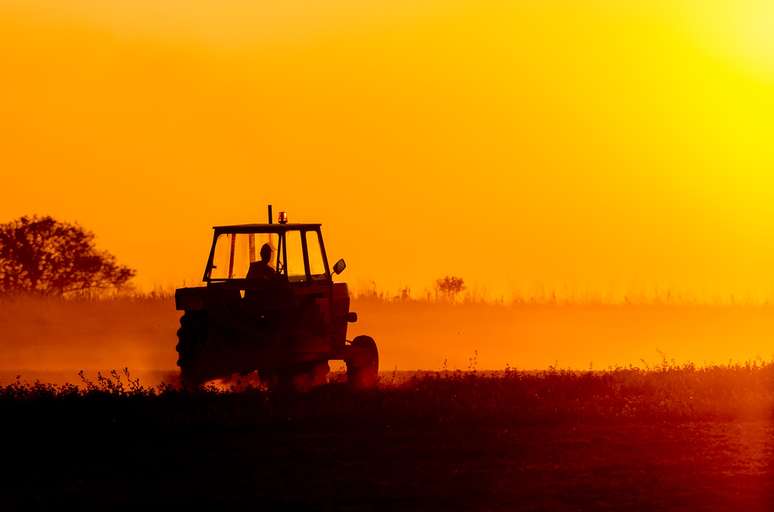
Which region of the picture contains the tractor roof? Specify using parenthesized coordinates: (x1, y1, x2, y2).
(213, 223, 321, 234)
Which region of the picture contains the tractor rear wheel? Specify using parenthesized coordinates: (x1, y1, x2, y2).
(176, 311, 208, 388)
(347, 336, 379, 390)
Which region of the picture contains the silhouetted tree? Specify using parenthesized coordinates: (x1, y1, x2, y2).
(436, 276, 465, 300)
(0, 216, 135, 295)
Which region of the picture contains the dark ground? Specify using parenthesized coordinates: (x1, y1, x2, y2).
(3, 369, 774, 510)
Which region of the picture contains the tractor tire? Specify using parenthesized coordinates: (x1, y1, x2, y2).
(347, 336, 379, 390)
(176, 311, 208, 388)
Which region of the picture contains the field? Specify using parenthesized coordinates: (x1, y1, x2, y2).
(3, 296, 774, 509)
(4, 366, 774, 510)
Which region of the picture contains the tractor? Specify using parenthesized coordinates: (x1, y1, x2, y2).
(174, 207, 378, 390)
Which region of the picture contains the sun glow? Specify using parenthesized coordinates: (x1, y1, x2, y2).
(685, 0, 774, 78)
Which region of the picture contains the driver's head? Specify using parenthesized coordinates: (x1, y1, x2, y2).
(260, 243, 272, 263)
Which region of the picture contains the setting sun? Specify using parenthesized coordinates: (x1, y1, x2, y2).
(685, 0, 774, 78)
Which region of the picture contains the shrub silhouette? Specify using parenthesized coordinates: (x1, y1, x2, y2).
(0, 215, 135, 295)
(435, 275, 465, 300)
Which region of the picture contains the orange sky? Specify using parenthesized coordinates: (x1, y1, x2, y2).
(2, 0, 774, 300)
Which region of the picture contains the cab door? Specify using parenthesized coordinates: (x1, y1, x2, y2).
(302, 229, 334, 339)
(282, 229, 334, 353)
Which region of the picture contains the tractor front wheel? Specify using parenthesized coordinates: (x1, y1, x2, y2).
(346, 336, 379, 390)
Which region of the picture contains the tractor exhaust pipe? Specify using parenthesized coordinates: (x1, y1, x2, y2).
(268, 204, 273, 224)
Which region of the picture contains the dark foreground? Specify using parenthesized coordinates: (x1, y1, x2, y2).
(4, 367, 774, 510)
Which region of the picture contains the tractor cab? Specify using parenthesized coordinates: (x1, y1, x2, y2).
(204, 222, 346, 286)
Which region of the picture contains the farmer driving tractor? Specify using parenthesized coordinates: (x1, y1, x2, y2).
(247, 243, 275, 280)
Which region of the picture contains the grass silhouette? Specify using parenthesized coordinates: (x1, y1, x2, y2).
(5, 362, 774, 424)
(4, 364, 774, 508)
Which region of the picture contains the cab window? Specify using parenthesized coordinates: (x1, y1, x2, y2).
(284, 230, 306, 281)
(209, 233, 278, 280)
(305, 231, 327, 279)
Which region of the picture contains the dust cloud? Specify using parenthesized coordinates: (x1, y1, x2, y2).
(2, 296, 774, 385)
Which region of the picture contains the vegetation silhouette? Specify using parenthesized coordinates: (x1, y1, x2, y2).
(4, 364, 774, 508)
(0, 215, 134, 296)
(7, 361, 774, 422)
(435, 275, 465, 300)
